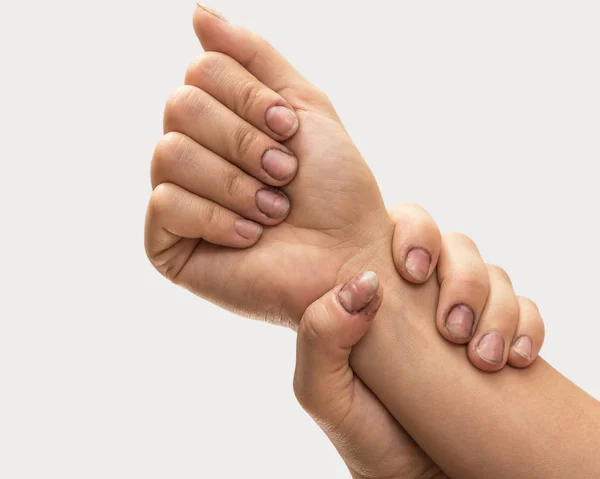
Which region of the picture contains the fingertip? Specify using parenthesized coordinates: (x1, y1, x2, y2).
(509, 297, 545, 368)
(469, 331, 507, 372)
(389, 204, 441, 284)
(299, 273, 381, 352)
(508, 335, 536, 368)
(404, 247, 433, 283)
(440, 304, 475, 344)
(337, 271, 381, 317)
(265, 105, 299, 139)
(234, 218, 263, 246)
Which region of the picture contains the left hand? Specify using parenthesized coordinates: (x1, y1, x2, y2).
(294, 226, 545, 478)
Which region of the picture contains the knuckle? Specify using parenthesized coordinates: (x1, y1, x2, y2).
(517, 296, 539, 314)
(517, 296, 545, 332)
(443, 232, 478, 251)
(202, 200, 222, 229)
(223, 170, 247, 199)
(487, 264, 512, 284)
(234, 80, 265, 118)
(251, 32, 274, 52)
(445, 270, 490, 300)
(151, 132, 187, 182)
(492, 301, 520, 325)
(185, 52, 224, 85)
(234, 126, 259, 157)
(164, 85, 201, 127)
(147, 183, 174, 218)
(307, 85, 334, 110)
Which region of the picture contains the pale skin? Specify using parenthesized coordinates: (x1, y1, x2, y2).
(145, 5, 600, 478)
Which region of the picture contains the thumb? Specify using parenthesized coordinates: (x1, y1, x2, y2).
(293, 271, 382, 422)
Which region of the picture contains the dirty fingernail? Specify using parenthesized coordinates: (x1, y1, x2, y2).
(405, 248, 431, 282)
(256, 189, 290, 219)
(235, 218, 263, 240)
(445, 304, 475, 340)
(338, 271, 379, 314)
(513, 336, 533, 360)
(265, 106, 299, 137)
(261, 149, 297, 181)
(476, 332, 505, 365)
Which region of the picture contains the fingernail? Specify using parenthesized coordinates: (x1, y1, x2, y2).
(265, 106, 299, 137)
(196, 3, 229, 23)
(476, 332, 505, 365)
(405, 248, 431, 282)
(338, 271, 379, 314)
(235, 218, 263, 240)
(261, 149, 297, 181)
(445, 304, 475, 340)
(513, 336, 533, 360)
(256, 189, 290, 219)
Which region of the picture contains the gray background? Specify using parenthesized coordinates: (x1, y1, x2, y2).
(1, 0, 598, 477)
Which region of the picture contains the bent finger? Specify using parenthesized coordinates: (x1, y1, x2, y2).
(294, 271, 381, 420)
(508, 297, 545, 368)
(389, 203, 441, 283)
(437, 233, 490, 343)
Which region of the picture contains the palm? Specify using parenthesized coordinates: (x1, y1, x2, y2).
(177, 106, 389, 327)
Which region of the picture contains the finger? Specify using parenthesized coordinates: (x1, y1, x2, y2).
(437, 233, 490, 343)
(152, 132, 290, 224)
(145, 182, 262, 270)
(508, 297, 545, 368)
(163, 85, 297, 186)
(295, 271, 381, 391)
(193, 5, 305, 94)
(185, 52, 299, 140)
(193, 4, 337, 119)
(468, 265, 519, 372)
(389, 203, 441, 283)
(294, 272, 381, 446)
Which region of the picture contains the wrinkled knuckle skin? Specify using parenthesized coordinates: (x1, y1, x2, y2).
(185, 51, 225, 86)
(234, 126, 259, 157)
(235, 80, 265, 119)
(203, 201, 223, 230)
(163, 85, 202, 131)
(223, 170, 247, 199)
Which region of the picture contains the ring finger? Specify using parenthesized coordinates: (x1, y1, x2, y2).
(152, 132, 290, 224)
(468, 265, 520, 372)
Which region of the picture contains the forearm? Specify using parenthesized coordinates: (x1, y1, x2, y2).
(344, 234, 600, 478)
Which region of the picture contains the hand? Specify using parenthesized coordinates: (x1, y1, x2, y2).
(389, 204, 545, 370)
(146, 5, 393, 327)
(293, 231, 545, 477)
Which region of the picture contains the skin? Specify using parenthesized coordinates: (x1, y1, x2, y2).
(145, 6, 600, 478)
(294, 232, 545, 479)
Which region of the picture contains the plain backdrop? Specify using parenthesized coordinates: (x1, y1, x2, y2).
(1, 1, 599, 477)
